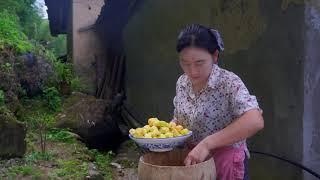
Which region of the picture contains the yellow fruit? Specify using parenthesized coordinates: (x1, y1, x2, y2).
(169, 122, 177, 128)
(151, 133, 158, 138)
(133, 131, 144, 138)
(144, 133, 152, 138)
(158, 134, 166, 138)
(150, 126, 158, 132)
(144, 125, 150, 129)
(136, 128, 147, 136)
(129, 117, 190, 139)
(129, 129, 135, 135)
(151, 130, 160, 138)
(175, 125, 184, 131)
(151, 119, 160, 126)
(153, 121, 160, 127)
(160, 127, 170, 134)
(180, 129, 189, 135)
(148, 118, 158, 126)
(135, 128, 142, 133)
(143, 125, 151, 132)
(156, 120, 169, 127)
(164, 132, 174, 138)
(172, 129, 181, 137)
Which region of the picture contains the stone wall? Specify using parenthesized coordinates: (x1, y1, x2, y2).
(71, 0, 105, 94)
(303, 0, 320, 179)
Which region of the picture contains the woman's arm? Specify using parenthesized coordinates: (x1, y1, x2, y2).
(204, 108, 263, 150)
(184, 109, 264, 165)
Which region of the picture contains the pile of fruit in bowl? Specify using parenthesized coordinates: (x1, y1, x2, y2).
(129, 117, 192, 152)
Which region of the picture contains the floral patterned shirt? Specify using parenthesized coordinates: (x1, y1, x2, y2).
(173, 64, 261, 148)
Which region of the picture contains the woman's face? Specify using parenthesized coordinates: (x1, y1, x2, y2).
(179, 47, 215, 88)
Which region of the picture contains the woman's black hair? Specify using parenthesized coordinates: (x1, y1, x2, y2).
(176, 24, 224, 54)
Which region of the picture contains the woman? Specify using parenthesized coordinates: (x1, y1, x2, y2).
(172, 24, 264, 180)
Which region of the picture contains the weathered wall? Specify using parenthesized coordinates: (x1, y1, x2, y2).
(303, 0, 320, 179)
(123, 0, 319, 179)
(72, 0, 105, 94)
(222, 1, 305, 179)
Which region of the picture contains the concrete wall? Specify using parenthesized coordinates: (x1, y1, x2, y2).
(123, 0, 319, 179)
(71, 0, 105, 94)
(222, 1, 305, 179)
(303, 0, 320, 179)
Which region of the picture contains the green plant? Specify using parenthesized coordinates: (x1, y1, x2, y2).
(43, 86, 61, 112)
(49, 159, 88, 179)
(0, 62, 13, 73)
(115, 158, 137, 168)
(34, 20, 67, 57)
(8, 165, 42, 178)
(32, 41, 56, 62)
(55, 62, 73, 83)
(47, 128, 76, 143)
(28, 112, 55, 154)
(0, 90, 4, 106)
(25, 131, 37, 153)
(70, 76, 84, 91)
(0, 10, 33, 53)
(16, 86, 27, 99)
(25, 151, 53, 163)
(90, 149, 114, 179)
(50, 61, 86, 93)
(40, 113, 54, 154)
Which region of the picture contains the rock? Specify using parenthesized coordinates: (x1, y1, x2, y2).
(0, 52, 54, 114)
(0, 158, 25, 178)
(0, 106, 26, 158)
(55, 92, 125, 150)
(115, 140, 141, 163)
(0, 57, 22, 113)
(112, 168, 138, 180)
(4, 90, 22, 114)
(110, 162, 122, 169)
(15, 53, 55, 97)
(86, 163, 104, 180)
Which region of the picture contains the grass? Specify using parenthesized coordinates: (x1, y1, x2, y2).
(1, 127, 116, 179)
(7, 165, 42, 179)
(48, 159, 89, 179)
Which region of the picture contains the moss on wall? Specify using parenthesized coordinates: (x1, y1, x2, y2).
(281, 0, 306, 10)
(209, 0, 266, 54)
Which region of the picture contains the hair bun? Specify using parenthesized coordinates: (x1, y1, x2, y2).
(209, 29, 224, 52)
(176, 24, 224, 54)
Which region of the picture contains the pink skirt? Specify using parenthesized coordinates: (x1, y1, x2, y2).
(211, 145, 247, 180)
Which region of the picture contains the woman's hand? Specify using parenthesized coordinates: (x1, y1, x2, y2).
(184, 140, 211, 166)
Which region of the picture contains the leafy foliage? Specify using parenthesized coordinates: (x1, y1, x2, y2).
(0, 90, 4, 106)
(0, 10, 32, 53)
(43, 86, 62, 112)
(89, 149, 115, 179)
(0, 0, 42, 40)
(26, 112, 55, 154)
(7, 165, 42, 178)
(25, 151, 53, 162)
(47, 128, 76, 143)
(34, 20, 67, 57)
(49, 159, 89, 179)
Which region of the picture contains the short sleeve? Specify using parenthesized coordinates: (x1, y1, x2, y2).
(172, 75, 186, 123)
(172, 96, 178, 123)
(229, 76, 261, 117)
